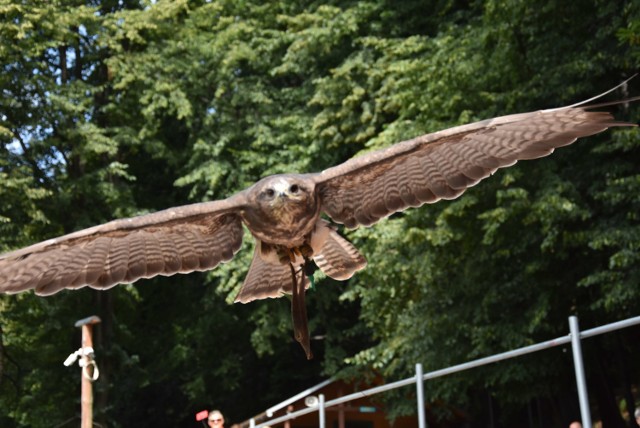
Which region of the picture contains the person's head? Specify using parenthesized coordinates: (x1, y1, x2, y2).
(634, 407, 640, 425)
(208, 410, 224, 428)
(569, 422, 582, 428)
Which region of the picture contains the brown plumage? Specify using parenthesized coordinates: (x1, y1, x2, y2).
(0, 82, 637, 358)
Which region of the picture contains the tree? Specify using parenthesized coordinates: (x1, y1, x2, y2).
(1, 0, 639, 427)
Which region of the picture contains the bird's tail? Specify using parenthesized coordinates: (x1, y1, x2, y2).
(234, 245, 302, 303)
(234, 221, 366, 303)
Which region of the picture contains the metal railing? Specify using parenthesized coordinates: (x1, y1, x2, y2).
(247, 314, 640, 428)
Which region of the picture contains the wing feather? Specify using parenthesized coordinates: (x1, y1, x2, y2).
(125, 232, 148, 281)
(0, 195, 247, 295)
(101, 237, 130, 287)
(84, 237, 111, 285)
(8, 251, 55, 292)
(142, 233, 166, 277)
(158, 233, 182, 274)
(315, 99, 636, 228)
(172, 230, 199, 272)
(36, 245, 89, 294)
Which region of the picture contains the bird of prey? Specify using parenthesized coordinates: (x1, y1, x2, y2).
(0, 82, 637, 359)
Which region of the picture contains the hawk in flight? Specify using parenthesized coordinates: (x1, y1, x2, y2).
(0, 83, 637, 358)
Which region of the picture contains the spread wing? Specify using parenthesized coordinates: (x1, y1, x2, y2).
(0, 194, 248, 296)
(314, 98, 637, 229)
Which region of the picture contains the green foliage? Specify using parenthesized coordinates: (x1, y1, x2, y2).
(1, 0, 639, 426)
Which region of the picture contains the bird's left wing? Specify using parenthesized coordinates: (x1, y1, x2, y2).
(0, 193, 248, 295)
(314, 94, 637, 229)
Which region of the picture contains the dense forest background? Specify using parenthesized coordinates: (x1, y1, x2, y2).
(1, 0, 640, 427)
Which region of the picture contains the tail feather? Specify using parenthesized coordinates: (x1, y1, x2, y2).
(234, 245, 303, 303)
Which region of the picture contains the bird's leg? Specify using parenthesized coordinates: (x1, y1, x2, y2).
(289, 262, 313, 360)
(276, 244, 314, 265)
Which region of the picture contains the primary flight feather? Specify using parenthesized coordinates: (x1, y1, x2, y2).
(1, 83, 637, 358)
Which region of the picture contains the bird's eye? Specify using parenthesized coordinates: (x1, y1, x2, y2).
(264, 188, 275, 198)
(289, 184, 299, 194)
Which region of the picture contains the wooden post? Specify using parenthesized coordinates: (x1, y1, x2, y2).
(284, 405, 294, 428)
(338, 388, 345, 428)
(75, 316, 101, 428)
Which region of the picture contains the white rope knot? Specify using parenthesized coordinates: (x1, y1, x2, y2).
(63, 346, 99, 382)
(80, 358, 100, 382)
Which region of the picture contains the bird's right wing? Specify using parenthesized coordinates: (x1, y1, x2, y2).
(0, 193, 248, 296)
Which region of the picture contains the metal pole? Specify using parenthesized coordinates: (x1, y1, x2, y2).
(569, 316, 592, 428)
(75, 316, 101, 428)
(318, 394, 326, 428)
(416, 364, 427, 428)
(256, 315, 640, 428)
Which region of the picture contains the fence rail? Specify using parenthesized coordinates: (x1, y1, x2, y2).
(248, 314, 640, 428)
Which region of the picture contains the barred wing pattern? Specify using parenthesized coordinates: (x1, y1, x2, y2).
(315, 107, 633, 228)
(0, 198, 246, 296)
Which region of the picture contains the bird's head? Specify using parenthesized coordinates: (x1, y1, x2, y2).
(242, 174, 317, 222)
(241, 174, 320, 244)
(254, 175, 314, 214)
